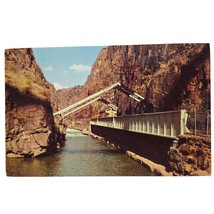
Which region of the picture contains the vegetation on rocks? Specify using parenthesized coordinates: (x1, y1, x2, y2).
(5, 63, 50, 101)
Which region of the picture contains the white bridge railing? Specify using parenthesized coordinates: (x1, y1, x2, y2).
(90, 110, 189, 139)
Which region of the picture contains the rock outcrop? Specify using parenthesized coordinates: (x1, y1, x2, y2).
(169, 134, 211, 175)
(5, 48, 66, 157)
(57, 44, 210, 126)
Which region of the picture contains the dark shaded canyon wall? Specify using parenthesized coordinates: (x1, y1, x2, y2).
(5, 48, 66, 157)
(57, 44, 210, 126)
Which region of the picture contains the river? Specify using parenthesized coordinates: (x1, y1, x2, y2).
(6, 129, 153, 176)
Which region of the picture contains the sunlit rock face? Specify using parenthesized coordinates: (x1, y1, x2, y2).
(5, 48, 66, 157)
(57, 44, 210, 125)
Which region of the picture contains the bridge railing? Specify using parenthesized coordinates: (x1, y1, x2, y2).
(90, 110, 189, 139)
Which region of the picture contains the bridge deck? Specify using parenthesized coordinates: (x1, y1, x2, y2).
(90, 110, 189, 139)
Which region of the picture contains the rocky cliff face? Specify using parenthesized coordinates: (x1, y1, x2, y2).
(57, 44, 210, 126)
(5, 48, 66, 157)
(169, 135, 211, 175)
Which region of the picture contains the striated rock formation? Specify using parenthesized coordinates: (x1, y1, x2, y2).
(57, 44, 210, 127)
(5, 48, 66, 158)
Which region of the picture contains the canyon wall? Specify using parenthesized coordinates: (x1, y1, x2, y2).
(57, 44, 210, 126)
(5, 48, 66, 157)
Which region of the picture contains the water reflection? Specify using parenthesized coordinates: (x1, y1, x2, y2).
(6, 134, 154, 176)
(7, 155, 60, 176)
(62, 148, 121, 155)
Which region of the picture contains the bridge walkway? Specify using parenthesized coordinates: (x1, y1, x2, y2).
(90, 110, 189, 139)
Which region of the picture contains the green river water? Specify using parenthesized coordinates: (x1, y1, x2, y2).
(6, 129, 154, 176)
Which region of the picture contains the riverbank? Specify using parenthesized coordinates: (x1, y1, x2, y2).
(85, 130, 172, 176)
(88, 129, 211, 176)
(169, 134, 211, 176)
(70, 125, 211, 176)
